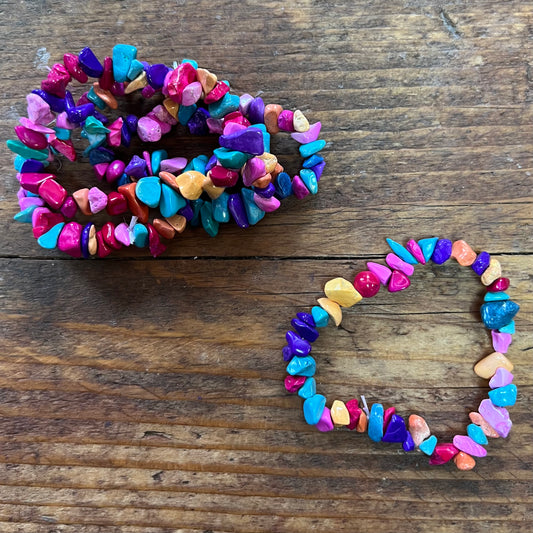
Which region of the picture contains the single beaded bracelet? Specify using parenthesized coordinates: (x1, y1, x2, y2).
(282, 237, 520, 470)
(9, 44, 326, 258)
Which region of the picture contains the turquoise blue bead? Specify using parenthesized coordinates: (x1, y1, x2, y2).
(298, 377, 316, 399)
(82, 132, 106, 156)
(190, 199, 204, 227)
(303, 394, 326, 425)
(192, 155, 208, 174)
(212, 192, 230, 223)
(200, 201, 219, 237)
(37, 222, 65, 249)
(132, 223, 149, 247)
(127, 59, 145, 81)
(159, 183, 186, 217)
(303, 154, 324, 169)
(300, 169, 318, 194)
(14, 205, 38, 223)
(178, 104, 197, 125)
(182, 58, 198, 69)
(183, 160, 194, 172)
(484, 292, 510, 302)
(151, 149, 168, 175)
(112, 44, 137, 82)
(286, 355, 316, 377)
(249, 124, 270, 152)
(241, 188, 265, 225)
(14, 155, 25, 171)
(311, 306, 329, 327)
(213, 147, 252, 169)
(208, 92, 240, 119)
(419, 435, 437, 455)
(136, 177, 162, 208)
(481, 300, 520, 330)
(54, 127, 71, 140)
(84, 116, 110, 134)
(299, 139, 326, 158)
(386, 238, 417, 264)
(467, 423, 488, 445)
(368, 403, 384, 442)
(499, 321, 515, 334)
(87, 86, 106, 109)
(418, 237, 439, 262)
(6, 140, 48, 160)
(488, 384, 517, 407)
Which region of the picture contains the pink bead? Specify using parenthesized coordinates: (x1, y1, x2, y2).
(17, 187, 27, 202)
(99, 56, 114, 91)
(143, 151, 153, 175)
(160, 157, 188, 174)
(107, 117, 123, 147)
(38, 179, 68, 210)
(242, 157, 266, 186)
(386, 253, 414, 276)
(88, 187, 108, 213)
(19, 117, 54, 135)
(56, 112, 75, 130)
(253, 193, 280, 212)
(106, 160, 126, 183)
(146, 112, 171, 135)
(32, 207, 64, 239)
(19, 172, 54, 194)
(383, 407, 396, 430)
(63, 52, 88, 83)
(388, 270, 411, 292)
(223, 111, 250, 128)
(14, 125, 48, 150)
(203, 81, 230, 104)
(137, 116, 162, 142)
(114, 222, 131, 246)
(406, 239, 426, 264)
(489, 367, 514, 389)
(48, 136, 76, 161)
(181, 81, 203, 106)
(428, 443, 459, 465)
(41, 63, 71, 97)
(452, 435, 487, 457)
(223, 121, 247, 136)
(478, 399, 512, 438)
(316, 407, 334, 432)
(151, 105, 178, 126)
(491, 331, 512, 353)
(353, 270, 380, 298)
(291, 122, 322, 144)
(60, 197, 77, 218)
(19, 196, 44, 210)
(346, 399, 362, 430)
(165, 62, 197, 104)
(26, 93, 55, 125)
(487, 277, 510, 292)
(93, 162, 109, 181)
(367, 262, 392, 285)
(284, 375, 306, 393)
(291, 175, 310, 199)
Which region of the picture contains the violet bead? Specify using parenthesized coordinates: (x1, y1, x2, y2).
(311, 161, 326, 181)
(146, 64, 170, 89)
(282, 345, 293, 362)
(20, 159, 46, 173)
(472, 251, 490, 275)
(81, 223, 93, 259)
(178, 203, 194, 222)
(431, 238, 453, 264)
(382, 414, 407, 443)
(291, 318, 319, 343)
(188, 108, 210, 135)
(227, 193, 249, 228)
(121, 121, 132, 147)
(67, 103, 95, 124)
(125, 114, 139, 133)
(78, 47, 104, 78)
(286, 330, 312, 356)
(31, 89, 66, 112)
(248, 97, 265, 124)
(206, 154, 218, 173)
(124, 155, 147, 178)
(254, 183, 276, 199)
(93, 110, 109, 124)
(297, 312, 316, 328)
(402, 431, 415, 452)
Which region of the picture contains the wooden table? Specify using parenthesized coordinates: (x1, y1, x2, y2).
(1, 1, 532, 531)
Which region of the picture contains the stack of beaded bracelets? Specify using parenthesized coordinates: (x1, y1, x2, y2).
(282, 237, 520, 470)
(9, 44, 326, 258)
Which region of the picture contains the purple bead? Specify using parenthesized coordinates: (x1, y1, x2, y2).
(219, 128, 264, 155)
(64, 90, 75, 110)
(227, 193, 249, 228)
(206, 154, 217, 173)
(247, 97, 265, 124)
(146, 63, 170, 89)
(121, 121, 132, 147)
(81, 223, 94, 259)
(382, 414, 407, 443)
(20, 159, 46, 173)
(472, 251, 490, 275)
(124, 155, 147, 178)
(311, 161, 326, 181)
(20, 196, 45, 210)
(178, 203, 194, 221)
(60, 197, 77, 218)
(67, 103, 95, 124)
(93, 110, 109, 124)
(297, 312, 316, 327)
(254, 183, 276, 199)
(282, 345, 293, 362)
(291, 319, 319, 343)
(402, 430, 415, 452)
(78, 47, 104, 78)
(125, 114, 139, 133)
(31, 89, 65, 112)
(431, 238, 453, 264)
(286, 330, 312, 356)
(187, 107, 210, 135)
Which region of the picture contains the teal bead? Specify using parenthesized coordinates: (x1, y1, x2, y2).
(368, 403, 384, 442)
(419, 435, 437, 455)
(249, 124, 270, 152)
(135, 177, 162, 208)
(241, 188, 265, 225)
(303, 394, 326, 425)
(87, 87, 106, 109)
(190, 199, 204, 227)
(82, 132, 106, 156)
(182, 58, 198, 69)
(499, 321, 515, 334)
(417, 237, 439, 262)
(299, 139, 326, 158)
(112, 44, 137, 83)
(300, 169, 318, 194)
(488, 384, 517, 407)
(298, 377, 316, 399)
(467, 423, 488, 445)
(127, 59, 145, 81)
(84, 116, 110, 134)
(212, 192, 230, 223)
(200, 201, 219, 237)
(311, 306, 329, 328)
(159, 183, 186, 217)
(132, 223, 149, 247)
(386, 238, 417, 264)
(192, 155, 208, 174)
(213, 147, 252, 169)
(6, 139, 49, 160)
(208, 92, 240, 119)
(178, 104, 197, 125)
(484, 292, 510, 302)
(37, 222, 65, 249)
(183, 160, 194, 172)
(151, 149, 168, 175)
(286, 355, 316, 377)
(54, 127, 71, 140)
(14, 205, 38, 223)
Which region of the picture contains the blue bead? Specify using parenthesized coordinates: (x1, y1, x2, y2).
(484, 292, 510, 302)
(286, 355, 316, 377)
(481, 300, 520, 330)
(132, 224, 149, 247)
(311, 306, 329, 327)
(20, 159, 47, 173)
(151, 149, 168, 175)
(300, 169, 318, 194)
(467, 423, 488, 445)
(208, 92, 240, 119)
(54, 127, 71, 140)
(296, 312, 316, 327)
(299, 139, 326, 158)
(291, 318, 319, 342)
(159, 183, 186, 217)
(112, 44, 138, 82)
(298, 377, 316, 399)
(402, 431, 415, 452)
(178, 104, 197, 125)
(431, 239, 453, 264)
(136, 177, 162, 208)
(78, 46, 104, 77)
(212, 192, 230, 223)
(200, 201, 219, 237)
(303, 394, 326, 425)
(286, 330, 311, 356)
(274, 172, 293, 198)
(37, 222, 65, 250)
(419, 435, 437, 455)
(382, 414, 407, 443)
(241, 188, 265, 225)
(472, 251, 490, 275)
(117, 173, 130, 187)
(13, 205, 38, 223)
(386, 238, 417, 264)
(368, 403, 384, 442)
(14, 155, 25, 171)
(303, 154, 324, 169)
(488, 384, 517, 407)
(190, 199, 204, 227)
(499, 321, 515, 334)
(183, 160, 194, 172)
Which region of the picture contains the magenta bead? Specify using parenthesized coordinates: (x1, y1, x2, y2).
(277, 110, 294, 131)
(353, 270, 380, 298)
(60, 196, 78, 218)
(291, 175, 310, 199)
(284, 375, 306, 393)
(386, 253, 414, 276)
(57, 221, 83, 258)
(14, 125, 48, 150)
(487, 277, 510, 292)
(316, 407, 334, 432)
(406, 239, 426, 264)
(19, 172, 54, 194)
(367, 261, 392, 285)
(388, 270, 411, 292)
(106, 160, 126, 183)
(428, 443, 459, 465)
(38, 178, 68, 210)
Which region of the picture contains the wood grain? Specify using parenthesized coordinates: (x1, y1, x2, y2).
(0, 0, 532, 531)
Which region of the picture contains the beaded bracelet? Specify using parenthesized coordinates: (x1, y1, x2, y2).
(283, 237, 520, 470)
(9, 44, 326, 258)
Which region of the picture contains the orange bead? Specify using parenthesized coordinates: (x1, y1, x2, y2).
(93, 82, 118, 109)
(153, 218, 175, 240)
(454, 451, 476, 471)
(451, 240, 477, 266)
(117, 183, 149, 223)
(356, 411, 368, 432)
(264, 104, 282, 134)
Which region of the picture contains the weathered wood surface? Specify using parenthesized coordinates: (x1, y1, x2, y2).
(0, 0, 532, 532)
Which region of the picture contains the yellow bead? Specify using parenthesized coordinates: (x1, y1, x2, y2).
(163, 98, 179, 119)
(258, 152, 278, 173)
(317, 297, 342, 326)
(330, 400, 350, 426)
(202, 175, 225, 200)
(481, 258, 502, 286)
(125, 71, 148, 94)
(474, 352, 513, 379)
(324, 277, 362, 307)
(293, 109, 310, 132)
(175, 171, 205, 200)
